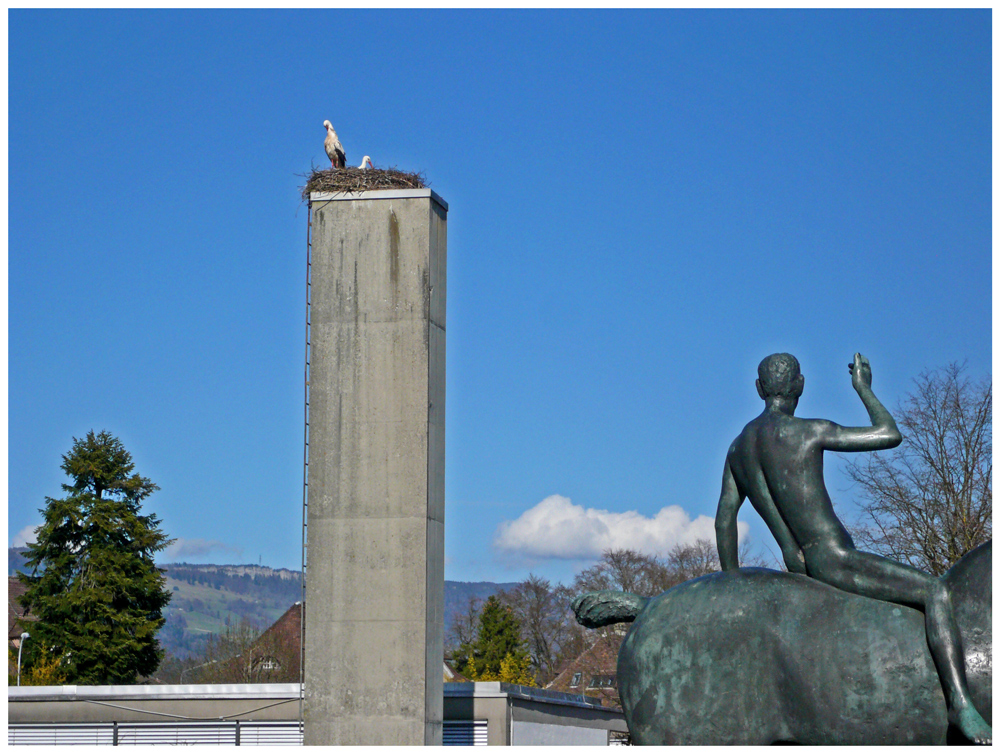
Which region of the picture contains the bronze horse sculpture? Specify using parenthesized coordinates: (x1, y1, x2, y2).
(573, 540, 991, 745)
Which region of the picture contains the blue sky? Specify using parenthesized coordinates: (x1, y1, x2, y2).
(8, 10, 991, 586)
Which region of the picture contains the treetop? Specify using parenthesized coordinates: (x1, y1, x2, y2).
(61, 430, 159, 503)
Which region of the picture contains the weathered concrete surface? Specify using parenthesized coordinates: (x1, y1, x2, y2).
(304, 189, 446, 745)
(9, 684, 301, 724)
(616, 541, 991, 745)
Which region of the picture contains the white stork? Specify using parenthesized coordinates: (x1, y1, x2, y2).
(359, 155, 373, 169)
(323, 120, 346, 169)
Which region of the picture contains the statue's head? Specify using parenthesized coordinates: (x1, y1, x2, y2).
(756, 353, 804, 400)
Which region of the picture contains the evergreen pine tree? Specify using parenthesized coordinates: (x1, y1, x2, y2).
(19, 430, 174, 684)
(460, 595, 532, 681)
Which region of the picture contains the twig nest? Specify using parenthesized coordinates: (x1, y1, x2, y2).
(302, 166, 427, 200)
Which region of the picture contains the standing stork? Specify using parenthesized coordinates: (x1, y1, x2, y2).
(323, 120, 346, 169)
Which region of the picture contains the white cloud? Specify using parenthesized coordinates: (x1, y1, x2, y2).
(164, 538, 243, 561)
(12, 524, 40, 548)
(493, 494, 748, 561)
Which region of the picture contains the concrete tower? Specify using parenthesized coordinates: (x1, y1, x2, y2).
(303, 188, 447, 745)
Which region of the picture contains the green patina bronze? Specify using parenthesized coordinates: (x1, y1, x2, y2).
(573, 354, 992, 745)
(574, 542, 990, 745)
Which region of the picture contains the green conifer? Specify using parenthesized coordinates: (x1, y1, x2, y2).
(19, 430, 173, 684)
(460, 595, 533, 682)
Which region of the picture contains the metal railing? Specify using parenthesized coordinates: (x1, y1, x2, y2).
(8, 721, 303, 746)
(10, 720, 488, 746)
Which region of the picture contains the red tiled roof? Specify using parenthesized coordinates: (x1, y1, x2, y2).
(546, 632, 622, 707)
(8, 576, 37, 642)
(260, 601, 302, 647)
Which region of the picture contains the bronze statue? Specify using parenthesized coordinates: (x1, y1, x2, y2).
(715, 353, 990, 745)
(572, 353, 992, 745)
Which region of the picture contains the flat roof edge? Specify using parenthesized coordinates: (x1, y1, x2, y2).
(444, 681, 612, 711)
(309, 188, 448, 211)
(11, 682, 616, 713)
(8, 683, 301, 701)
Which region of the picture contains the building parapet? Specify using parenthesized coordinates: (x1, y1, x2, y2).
(309, 187, 449, 210)
(9, 683, 300, 702)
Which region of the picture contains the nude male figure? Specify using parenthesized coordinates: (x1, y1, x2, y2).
(715, 352, 991, 744)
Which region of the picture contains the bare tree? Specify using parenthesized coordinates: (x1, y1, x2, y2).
(667, 539, 720, 582)
(844, 362, 991, 576)
(499, 575, 578, 686)
(572, 548, 671, 596)
(446, 595, 483, 663)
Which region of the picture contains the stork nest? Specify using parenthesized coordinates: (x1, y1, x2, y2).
(301, 166, 427, 200)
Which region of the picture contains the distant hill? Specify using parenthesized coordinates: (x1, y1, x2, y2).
(158, 564, 515, 659)
(8, 547, 29, 574)
(157, 563, 305, 658)
(9, 549, 516, 661)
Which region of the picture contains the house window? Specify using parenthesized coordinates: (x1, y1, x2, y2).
(587, 674, 616, 689)
(569, 672, 583, 688)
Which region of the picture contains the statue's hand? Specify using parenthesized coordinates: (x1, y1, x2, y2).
(849, 352, 873, 392)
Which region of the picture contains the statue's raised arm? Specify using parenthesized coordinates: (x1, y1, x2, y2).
(813, 353, 903, 453)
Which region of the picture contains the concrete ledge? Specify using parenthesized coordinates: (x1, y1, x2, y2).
(10, 683, 606, 709)
(309, 188, 448, 212)
(444, 682, 610, 710)
(8, 684, 301, 701)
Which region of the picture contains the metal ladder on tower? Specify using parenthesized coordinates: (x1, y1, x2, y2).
(299, 203, 313, 735)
